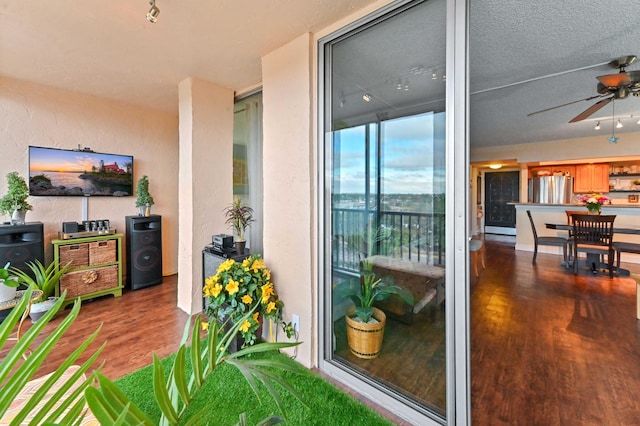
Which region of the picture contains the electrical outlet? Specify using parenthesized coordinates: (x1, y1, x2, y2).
(292, 314, 300, 332)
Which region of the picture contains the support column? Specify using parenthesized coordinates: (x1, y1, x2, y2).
(177, 77, 234, 314)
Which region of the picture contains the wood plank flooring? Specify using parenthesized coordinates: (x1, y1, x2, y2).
(3, 241, 640, 425)
(471, 239, 640, 425)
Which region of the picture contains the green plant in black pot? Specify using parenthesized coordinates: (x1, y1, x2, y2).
(0, 172, 32, 224)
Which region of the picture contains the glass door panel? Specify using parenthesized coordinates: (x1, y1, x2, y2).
(324, 0, 447, 420)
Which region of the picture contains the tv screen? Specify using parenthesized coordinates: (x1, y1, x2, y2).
(28, 146, 134, 197)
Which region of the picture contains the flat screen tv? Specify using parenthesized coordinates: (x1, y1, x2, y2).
(28, 146, 134, 197)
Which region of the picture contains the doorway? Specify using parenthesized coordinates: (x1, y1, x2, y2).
(484, 171, 520, 235)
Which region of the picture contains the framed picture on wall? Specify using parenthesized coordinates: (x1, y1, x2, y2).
(628, 194, 639, 203)
(477, 176, 482, 205)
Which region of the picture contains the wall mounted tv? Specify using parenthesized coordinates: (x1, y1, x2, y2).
(28, 146, 134, 197)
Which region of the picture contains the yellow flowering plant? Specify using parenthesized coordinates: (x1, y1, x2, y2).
(204, 254, 290, 347)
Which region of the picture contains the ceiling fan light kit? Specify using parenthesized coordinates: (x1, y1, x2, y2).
(527, 55, 640, 136)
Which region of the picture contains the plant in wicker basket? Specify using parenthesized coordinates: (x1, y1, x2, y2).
(335, 259, 413, 359)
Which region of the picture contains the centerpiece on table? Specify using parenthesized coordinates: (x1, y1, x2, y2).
(203, 254, 292, 350)
(578, 193, 610, 214)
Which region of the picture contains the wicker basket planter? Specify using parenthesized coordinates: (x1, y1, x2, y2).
(345, 306, 386, 359)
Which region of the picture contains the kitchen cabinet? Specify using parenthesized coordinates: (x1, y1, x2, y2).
(574, 164, 610, 193)
(53, 233, 123, 306)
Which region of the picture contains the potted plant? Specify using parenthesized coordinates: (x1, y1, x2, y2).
(335, 259, 413, 359)
(0, 172, 32, 225)
(203, 254, 293, 351)
(223, 198, 254, 254)
(10, 259, 72, 322)
(135, 175, 154, 216)
(0, 262, 19, 303)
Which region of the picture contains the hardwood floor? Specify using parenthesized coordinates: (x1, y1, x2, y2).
(1, 276, 190, 381)
(472, 239, 640, 425)
(3, 242, 640, 425)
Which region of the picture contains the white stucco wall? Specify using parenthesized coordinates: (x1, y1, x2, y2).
(262, 33, 315, 367)
(177, 77, 233, 314)
(0, 76, 179, 275)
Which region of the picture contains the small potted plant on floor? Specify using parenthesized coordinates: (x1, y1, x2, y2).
(223, 198, 254, 254)
(0, 172, 32, 225)
(135, 175, 154, 216)
(0, 262, 19, 303)
(10, 259, 72, 322)
(335, 259, 413, 359)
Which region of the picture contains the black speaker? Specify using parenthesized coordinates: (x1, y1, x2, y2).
(126, 215, 162, 290)
(0, 222, 44, 278)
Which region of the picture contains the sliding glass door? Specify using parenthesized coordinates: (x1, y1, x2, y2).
(319, 0, 467, 423)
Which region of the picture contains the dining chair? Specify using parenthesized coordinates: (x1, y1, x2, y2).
(564, 210, 585, 262)
(613, 241, 640, 271)
(526, 210, 569, 264)
(571, 213, 616, 278)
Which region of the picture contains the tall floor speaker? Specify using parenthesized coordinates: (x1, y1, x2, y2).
(126, 215, 162, 290)
(0, 222, 44, 278)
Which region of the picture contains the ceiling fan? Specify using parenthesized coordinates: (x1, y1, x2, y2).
(527, 55, 640, 123)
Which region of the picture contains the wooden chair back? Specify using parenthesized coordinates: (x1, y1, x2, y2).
(571, 214, 616, 247)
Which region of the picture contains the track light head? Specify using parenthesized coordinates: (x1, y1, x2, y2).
(147, 0, 160, 23)
(594, 121, 600, 130)
(616, 119, 623, 128)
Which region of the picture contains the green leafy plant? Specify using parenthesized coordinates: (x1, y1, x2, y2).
(204, 254, 294, 347)
(0, 289, 105, 424)
(85, 311, 305, 425)
(0, 171, 32, 215)
(335, 259, 413, 323)
(223, 198, 254, 242)
(0, 262, 19, 289)
(10, 259, 72, 303)
(135, 175, 155, 207)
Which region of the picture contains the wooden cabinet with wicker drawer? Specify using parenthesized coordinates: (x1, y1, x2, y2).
(53, 233, 123, 306)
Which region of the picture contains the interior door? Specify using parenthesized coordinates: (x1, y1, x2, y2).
(484, 171, 520, 234)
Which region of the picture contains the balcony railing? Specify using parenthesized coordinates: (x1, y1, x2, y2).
(332, 208, 445, 273)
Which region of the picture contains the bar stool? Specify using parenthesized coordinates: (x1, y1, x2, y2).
(470, 239, 485, 277)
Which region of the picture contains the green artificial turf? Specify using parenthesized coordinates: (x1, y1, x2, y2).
(114, 350, 394, 426)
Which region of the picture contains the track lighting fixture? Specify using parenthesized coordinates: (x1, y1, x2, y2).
(637, 117, 640, 125)
(146, 0, 160, 23)
(594, 121, 600, 130)
(362, 93, 371, 102)
(616, 119, 623, 128)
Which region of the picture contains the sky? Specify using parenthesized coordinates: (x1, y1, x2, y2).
(29, 146, 133, 173)
(333, 112, 445, 194)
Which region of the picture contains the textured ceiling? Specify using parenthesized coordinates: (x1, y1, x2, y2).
(1, 0, 640, 148)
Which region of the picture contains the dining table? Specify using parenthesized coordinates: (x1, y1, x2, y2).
(545, 222, 640, 276)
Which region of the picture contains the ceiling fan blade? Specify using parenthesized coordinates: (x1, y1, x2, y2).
(568, 97, 613, 123)
(527, 95, 603, 117)
(597, 73, 631, 88)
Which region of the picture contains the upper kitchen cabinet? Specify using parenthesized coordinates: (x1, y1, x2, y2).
(574, 164, 610, 193)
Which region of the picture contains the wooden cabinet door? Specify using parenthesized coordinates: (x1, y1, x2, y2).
(573, 165, 592, 193)
(574, 164, 610, 193)
(591, 164, 610, 193)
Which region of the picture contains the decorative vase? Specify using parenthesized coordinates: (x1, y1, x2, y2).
(0, 281, 17, 303)
(10, 209, 26, 225)
(587, 205, 601, 215)
(345, 306, 386, 359)
(138, 206, 146, 216)
(235, 240, 246, 254)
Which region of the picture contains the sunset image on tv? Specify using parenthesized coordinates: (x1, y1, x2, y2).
(29, 146, 133, 197)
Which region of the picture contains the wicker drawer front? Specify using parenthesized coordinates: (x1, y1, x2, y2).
(89, 240, 116, 265)
(59, 244, 89, 269)
(60, 265, 119, 298)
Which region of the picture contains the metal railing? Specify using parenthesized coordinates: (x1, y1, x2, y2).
(332, 208, 445, 273)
